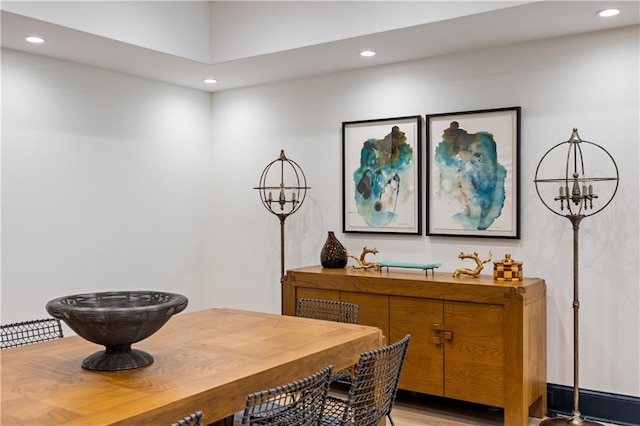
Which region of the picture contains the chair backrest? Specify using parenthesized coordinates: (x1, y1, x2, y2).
(169, 410, 203, 426)
(1, 318, 64, 349)
(240, 365, 333, 426)
(296, 298, 359, 324)
(346, 334, 411, 426)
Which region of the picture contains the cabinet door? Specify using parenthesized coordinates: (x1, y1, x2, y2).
(390, 296, 444, 396)
(444, 301, 504, 407)
(341, 292, 389, 342)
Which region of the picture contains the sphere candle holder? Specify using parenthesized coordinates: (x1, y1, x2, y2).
(254, 150, 310, 312)
(534, 128, 619, 425)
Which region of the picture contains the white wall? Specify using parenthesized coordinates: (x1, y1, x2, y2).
(1, 1, 212, 62)
(210, 26, 639, 397)
(207, 1, 524, 62)
(1, 25, 638, 398)
(1, 1, 527, 64)
(1, 48, 215, 324)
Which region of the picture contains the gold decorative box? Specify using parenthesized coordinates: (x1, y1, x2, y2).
(493, 254, 523, 281)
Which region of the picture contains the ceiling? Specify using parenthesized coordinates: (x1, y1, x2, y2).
(1, 1, 638, 93)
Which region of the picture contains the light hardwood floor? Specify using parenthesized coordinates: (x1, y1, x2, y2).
(389, 390, 618, 426)
(390, 390, 531, 425)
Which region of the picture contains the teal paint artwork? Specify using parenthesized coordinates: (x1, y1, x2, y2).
(353, 126, 414, 227)
(434, 121, 506, 230)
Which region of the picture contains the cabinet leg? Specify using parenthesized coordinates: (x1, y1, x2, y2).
(504, 403, 527, 426)
(529, 394, 546, 419)
(505, 396, 546, 426)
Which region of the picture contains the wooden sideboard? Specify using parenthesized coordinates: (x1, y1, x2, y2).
(283, 265, 547, 426)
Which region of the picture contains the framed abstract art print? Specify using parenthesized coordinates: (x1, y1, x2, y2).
(426, 107, 521, 239)
(342, 116, 422, 235)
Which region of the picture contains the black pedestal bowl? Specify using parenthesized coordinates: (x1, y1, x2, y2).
(46, 291, 188, 371)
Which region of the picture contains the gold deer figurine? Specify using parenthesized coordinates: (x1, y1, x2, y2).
(453, 251, 492, 278)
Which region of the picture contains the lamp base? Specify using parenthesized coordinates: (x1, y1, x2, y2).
(540, 416, 604, 426)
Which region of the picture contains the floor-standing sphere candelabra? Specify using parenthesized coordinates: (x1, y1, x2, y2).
(534, 128, 619, 426)
(254, 150, 310, 312)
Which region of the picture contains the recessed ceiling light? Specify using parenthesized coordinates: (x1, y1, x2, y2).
(597, 8, 620, 17)
(360, 50, 376, 57)
(25, 36, 45, 44)
(204, 78, 218, 84)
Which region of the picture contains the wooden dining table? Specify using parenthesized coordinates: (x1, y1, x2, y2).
(1, 308, 383, 425)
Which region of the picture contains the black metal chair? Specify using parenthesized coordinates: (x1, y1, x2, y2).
(321, 334, 411, 426)
(295, 298, 359, 324)
(296, 298, 359, 384)
(0, 318, 64, 349)
(240, 365, 333, 425)
(169, 410, 203, 426)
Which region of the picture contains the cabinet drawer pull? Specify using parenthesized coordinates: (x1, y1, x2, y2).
(433, 336, 442, 345)
(443, 331, 453, 340)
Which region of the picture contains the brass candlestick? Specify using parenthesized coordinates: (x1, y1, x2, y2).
(534, 128, 619, 425)
(254, 150, 310, 313)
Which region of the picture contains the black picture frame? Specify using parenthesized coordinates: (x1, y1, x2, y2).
(342, 116, 422, 235)
(426, 107, 521, 239)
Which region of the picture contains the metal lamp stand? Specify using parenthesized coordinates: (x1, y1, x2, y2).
(254, 150, 310, 313)
(534, 129, 619, 425)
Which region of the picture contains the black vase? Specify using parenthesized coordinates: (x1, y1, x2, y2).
(321, 231, 348, 268)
